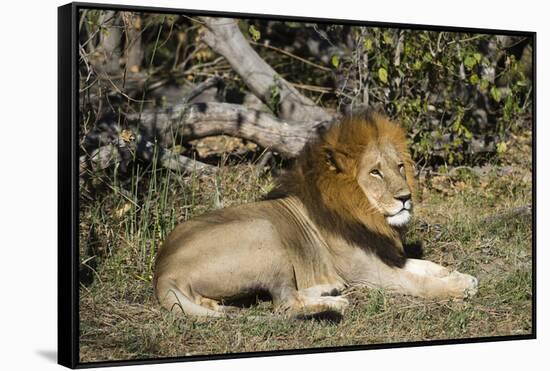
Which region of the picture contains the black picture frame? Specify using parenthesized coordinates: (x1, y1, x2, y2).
(58, 2, 536, 368)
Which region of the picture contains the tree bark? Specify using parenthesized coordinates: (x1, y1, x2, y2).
(128, 102, 324, 158)
(199, 17, 332, 124)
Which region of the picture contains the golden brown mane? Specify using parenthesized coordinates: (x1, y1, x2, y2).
(267, 111, 416, 268)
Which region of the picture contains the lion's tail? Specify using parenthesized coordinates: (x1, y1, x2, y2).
(155, 278, 224, 318)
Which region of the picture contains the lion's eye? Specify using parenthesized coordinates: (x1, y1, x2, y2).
(398, 164, 405, 175)
(370, 169, 383, 178)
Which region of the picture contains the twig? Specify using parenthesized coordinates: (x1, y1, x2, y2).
(101, 73, 155, 104)
(182, 56, 226, 74)
(181, 76, 224, 104)
(79, 44, 94, 85)
(482, 204, 532, 224)
(448, 34, 486, 45)
(250, 40, 331, 72)
(290, 83, 332, 94)
(312, 24, 337, 48)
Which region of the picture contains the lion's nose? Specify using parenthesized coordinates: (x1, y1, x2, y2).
(395, 193, 412, 210)
(396, 193, 411, 203)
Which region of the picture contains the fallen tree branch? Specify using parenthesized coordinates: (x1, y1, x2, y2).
(481, 204, 532, 224)
(81, 82, 327, 182)
(127, 102, 326, 158)
(199, 17, 332, 123)
(79, 135, 216, 183)
(138, 139, 215, 173)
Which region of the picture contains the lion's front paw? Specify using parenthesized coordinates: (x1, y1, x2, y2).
(300, 295, 350, 314)
(442, 271, 478, 299)
(320, 295, 350, 312)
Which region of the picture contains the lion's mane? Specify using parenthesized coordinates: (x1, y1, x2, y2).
(267, 111, 416, 268)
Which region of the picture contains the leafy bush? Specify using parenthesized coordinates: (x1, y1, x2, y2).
(331, 28, 532, 166)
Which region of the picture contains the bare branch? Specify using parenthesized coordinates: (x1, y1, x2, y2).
(129, 102, 326, 158)
(199, 17, 332, 123)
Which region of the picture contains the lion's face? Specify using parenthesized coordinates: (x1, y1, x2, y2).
(356, 142, 412, 227)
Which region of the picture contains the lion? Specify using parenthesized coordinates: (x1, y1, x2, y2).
(153, 111, 478, 318)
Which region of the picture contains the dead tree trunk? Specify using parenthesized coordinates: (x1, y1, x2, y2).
(126, 102, 324, 158)
(199, 17, 332, 124)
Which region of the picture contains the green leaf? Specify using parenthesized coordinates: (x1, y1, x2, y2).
(383, 31, 393, 45)
(423, 52, 433, 62)
(496, 142, 507, 154)
(490, 86, 502, 102)
(473, 53, 482, 63)
(463, 127, 473, 139)
(480, 79, 489, 91)
(516, 80, 528, 87)
(248, 25, 261, 42)
(268, 77, 281, 114)
(470, 74, 479, 85)
(378, 67, 388, 84)
(364, 38, 373, 51)
(464, 55, 477, 70)
(413, 60, 423, 70)
(331, 55, 340, 68)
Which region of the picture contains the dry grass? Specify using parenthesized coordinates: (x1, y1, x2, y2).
(78, 133, 532, 363)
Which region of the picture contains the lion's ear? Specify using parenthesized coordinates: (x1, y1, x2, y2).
(324, 147, 351, 173)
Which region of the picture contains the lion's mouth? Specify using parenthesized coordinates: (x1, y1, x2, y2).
(390, 208, 410, 218)
(386, 209, 411, 227)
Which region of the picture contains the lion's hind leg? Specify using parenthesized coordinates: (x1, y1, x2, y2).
(273, 284, 349, 319)
(155, 278, 225, 318)
(299, 284, 349, 314)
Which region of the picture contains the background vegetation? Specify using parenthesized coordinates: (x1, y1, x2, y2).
(78, 10, 533, 363)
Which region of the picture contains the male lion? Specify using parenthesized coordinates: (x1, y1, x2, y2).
(153, 112, 478, 318)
